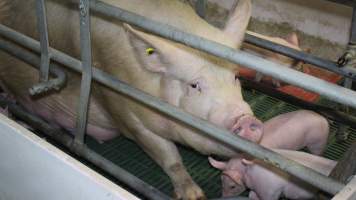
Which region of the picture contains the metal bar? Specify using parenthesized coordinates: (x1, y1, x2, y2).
(0, 25, 345, 195)
(35, 0, 50, 82)
(195, 0, 207, 19)
(75, 0, 93, 146)
(0, 97, 171, 200)
(88, 0, 356, 109)
(239, 77, 356, 130)
(350, 6, 356, 44)
(0, 39, 66, 94)
(244, 34, 356, 81)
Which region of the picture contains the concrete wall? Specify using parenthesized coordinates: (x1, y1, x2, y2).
(209, 0, 352, 45)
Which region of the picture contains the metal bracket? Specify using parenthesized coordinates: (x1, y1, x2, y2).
(31, 0, 65, 95)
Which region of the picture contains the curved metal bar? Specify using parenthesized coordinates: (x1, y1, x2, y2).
(0, 39, 66, 94)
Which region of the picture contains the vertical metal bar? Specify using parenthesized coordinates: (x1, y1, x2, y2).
(195, 0, 206, 19)
(36, 0, 50, 82)
(75, 0, 93, 145)
(350, 6, 356, 44)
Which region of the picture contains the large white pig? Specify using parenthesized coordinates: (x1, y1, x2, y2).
(0, 0, 261, 199)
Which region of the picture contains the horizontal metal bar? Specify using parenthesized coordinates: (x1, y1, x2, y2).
(89, 0, 356, 110)
(75, 0, 93, 146)
(0, 39, 66, 93)
(0, 24, 344, 195)
(0, 97, 171, 200)
(36, 0, 50, 82)
(244, 34, 356, 81)
(239, 77, 356, 130)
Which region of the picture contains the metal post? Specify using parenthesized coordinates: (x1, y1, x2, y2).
(195, 0, 207, 19)
(74, 0, 93, 146)
(0, 28, 345, 195)
(0, 97, 171, 200)
(31, 0, 66, 95)
(35, 0, 50, 82)
(350, 5, 356, 44)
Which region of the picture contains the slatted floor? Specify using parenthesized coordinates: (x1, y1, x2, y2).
(85, 88, 356, 199)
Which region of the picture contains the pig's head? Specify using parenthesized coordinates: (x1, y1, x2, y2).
(209, 157, 247, 197)
(123, 0, 263, 144)
(125, 25, 263, 143)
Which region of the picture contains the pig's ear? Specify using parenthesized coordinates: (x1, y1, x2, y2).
(241, 159, 254, 166)
(208, 157, 227, 170)
(224, 0, 252, 48)
(285, 33, 299, 47)
(124, 24, 172, 73)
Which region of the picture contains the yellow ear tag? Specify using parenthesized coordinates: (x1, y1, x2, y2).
(146, 47, 155, 55)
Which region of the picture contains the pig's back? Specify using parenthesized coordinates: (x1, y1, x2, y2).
(275, 149, 337, 175)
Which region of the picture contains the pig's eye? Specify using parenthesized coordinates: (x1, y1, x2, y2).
(190, 82, 201, 92)
(230, 185, 237, 190)
(145, 47, 155, 55)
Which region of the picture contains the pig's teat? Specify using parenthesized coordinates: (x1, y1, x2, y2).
(230, 115, 263, 143)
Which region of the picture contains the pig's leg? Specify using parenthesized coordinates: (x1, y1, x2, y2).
(128, 113, 205, 200)
(303, 111, 329, 155)
(249, 191, 260, 200)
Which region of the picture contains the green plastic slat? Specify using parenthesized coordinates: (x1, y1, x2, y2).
(83, 88, 356, 199)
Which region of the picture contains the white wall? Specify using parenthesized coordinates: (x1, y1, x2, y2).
(0, 114, 138, 200)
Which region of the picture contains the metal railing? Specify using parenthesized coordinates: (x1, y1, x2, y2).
(0, 0, 355, 199)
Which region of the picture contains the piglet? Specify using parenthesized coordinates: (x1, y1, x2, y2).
(209, 149, 337, 200)
(213, 110, 330, 197)
(262, 110, 329, 155)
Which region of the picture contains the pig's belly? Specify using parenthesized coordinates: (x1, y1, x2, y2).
(18, 94, 120, 142)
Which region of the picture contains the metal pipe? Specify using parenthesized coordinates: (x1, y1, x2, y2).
(0, 39, 66, 93)
(0, 97, 171, 200)
(74, 0, 93, 146)
(350, 5, 356, 44)
(244, 34, 356, 81)
(195, 0, 207, 19)
(32, 0, 65, 95)
(89, 0, 356, 109)
(35, 0, 50, 82)
(239, 77, 356, 130)
(0, 25, 345, 195)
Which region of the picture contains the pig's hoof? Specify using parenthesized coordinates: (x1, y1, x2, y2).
(173, 181, 206, 200)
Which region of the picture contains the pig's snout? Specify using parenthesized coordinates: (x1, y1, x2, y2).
(231, 115, 263, 143)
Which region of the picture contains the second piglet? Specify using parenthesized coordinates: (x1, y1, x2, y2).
(209, 150, 336, 200)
